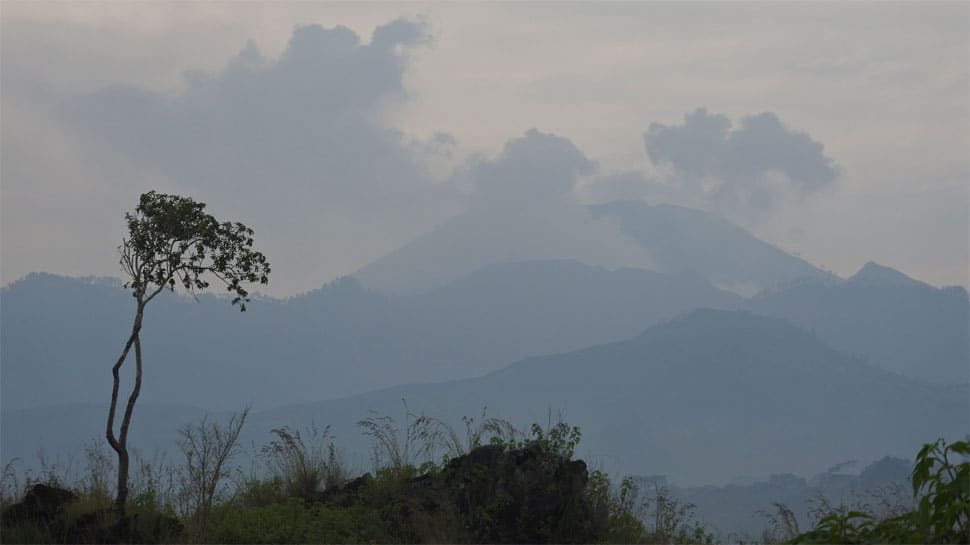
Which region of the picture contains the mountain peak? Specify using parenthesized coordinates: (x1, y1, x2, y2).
(847, 261, 924, 288)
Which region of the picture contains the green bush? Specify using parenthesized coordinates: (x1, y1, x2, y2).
(205, 497, 379, 544)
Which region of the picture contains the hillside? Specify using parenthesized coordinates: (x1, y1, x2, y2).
(4, 309, 964, 486)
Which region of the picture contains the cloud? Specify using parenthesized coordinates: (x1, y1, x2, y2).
(51, 19, 462, 295)
(643, 108, 839, 210)
(457, 129, 652, 280)
(62, 21, 433, 195)
(471, 128, 597, 206)
(577, 170, 653, 204)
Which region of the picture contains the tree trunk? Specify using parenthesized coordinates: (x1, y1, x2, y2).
(107, 299, 144, 515)
(116, 448, 129, 512)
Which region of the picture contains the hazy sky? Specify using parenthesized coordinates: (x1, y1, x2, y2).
(2, 2, 967, 296)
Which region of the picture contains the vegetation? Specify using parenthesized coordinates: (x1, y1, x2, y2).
(2, 412, 721, 544)
(3, 416, 966, 544)
(788, 438, 969, 544)
(176, 408, 249, 541)
(106, 191, 270, 515)
(261, 424, 346, 501)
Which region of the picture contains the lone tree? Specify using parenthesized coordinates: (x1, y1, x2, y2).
(107, 191, 270, 514)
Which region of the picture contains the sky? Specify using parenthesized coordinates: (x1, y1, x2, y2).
(2, 2, 967, 296)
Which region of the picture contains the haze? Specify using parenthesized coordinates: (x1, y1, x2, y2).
(2, 2, 967, 296)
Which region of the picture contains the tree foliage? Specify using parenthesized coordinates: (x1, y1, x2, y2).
(121, 191, 270, 309)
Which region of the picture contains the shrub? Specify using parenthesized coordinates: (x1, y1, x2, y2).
(177, 408, 249, 541)
(205, 497, 378, 544)
(262, 423, 346, 501)
(357, 402, 436, 475)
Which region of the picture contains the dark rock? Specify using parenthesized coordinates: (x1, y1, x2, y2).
(1, 483, 77, 527)
(1, 483, 182, 544)
(426, 443, 592, 543)
(305, 444, 597, 543)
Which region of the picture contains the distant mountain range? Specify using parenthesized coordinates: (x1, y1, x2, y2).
(750, 262, 969, 384)
(5, 254, 964, 417)
(0, 261, 740, 412)
(3, 309, 965, 485)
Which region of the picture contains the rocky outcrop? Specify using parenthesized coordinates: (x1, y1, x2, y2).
(436, 443, 591, 543)
(1, 483, 181, 544)
(315, 443, 594, 543)
(1, 483, 77, 528)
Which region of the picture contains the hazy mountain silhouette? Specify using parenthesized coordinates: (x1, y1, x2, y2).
(587, 200, 834, 295)
(750, 262, 969, 384)
(351, 200, 656, 295)
(355, 200, 832, 295)
(846, 261, 928, 288)
(5, 309, 964, 486)
(1, 262, 740, 412)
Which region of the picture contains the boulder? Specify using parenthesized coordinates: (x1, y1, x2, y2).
(1, 483, 77, 527)
(413, 443, 592, 543)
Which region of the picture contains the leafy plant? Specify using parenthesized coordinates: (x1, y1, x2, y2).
(488, 411, 582, 459)
(911, 438, 969, 543)
(802, 511, 874, 544)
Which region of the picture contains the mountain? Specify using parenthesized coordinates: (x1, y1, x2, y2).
(352, 200, 656, 295)
(749, 262, 969, 384)
(6, 309, 964, 486)
(0, 263, 741, 412)
(355, 199, 832, 295)
(587, 200, 834, 295)
(847, 261, 928, 288)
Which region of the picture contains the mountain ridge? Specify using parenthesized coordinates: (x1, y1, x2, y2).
(1, 260, 742, 412)
(749, 262, 969, 384)
(3, 308, 965, 486)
